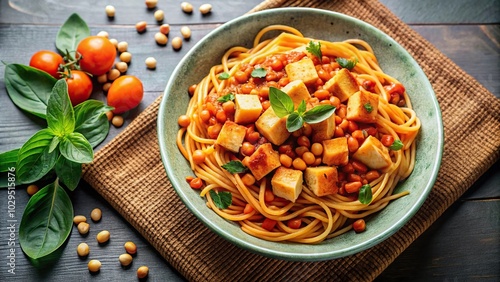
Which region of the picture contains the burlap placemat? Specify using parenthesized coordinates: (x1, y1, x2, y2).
(83, 0, 500, 281)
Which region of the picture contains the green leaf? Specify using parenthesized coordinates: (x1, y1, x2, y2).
(0, 148, 20, 172)
(364, 102, 373, 113)
(47, 80, 75, 136)
(217, 93, 235, 103)
(251, 67, 267, 78)
(4, 64, 57, 119)
(269, 87, 294, 118)
(286, 112, 304, 132)
(389, 140, 404, 151)
(74, 100, 113, 148)
(218, 72, 230, 80)
(48, 136, 60, 153)
(59, 132, 93, 163)
(306, 41, 322, 60)
(209, 190, 232, 209)
(55, 156, 82, 191)
(358, 184, 373, 204)
(297, 100, 306, 114)
(56, 13, 90, 54)
(303, 105, 336, 124)
(19, 180, 73, 259)
(336, 57, 358, 70)
(16, 129, 58, 184)
(221, 160, 247, 174)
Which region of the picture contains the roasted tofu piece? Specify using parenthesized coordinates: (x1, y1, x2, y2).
(255, 107, 290, 146)
(323, 68, 359, 102)
(309, 112, 336, 143)
(304, 166, 339, 197)
(215, 121, 247, 153)
(271, 167, 303, 202)
(281, 80, 311, 108)
(245, 143, 281, 180)
(322, 137, 349, 166)
(346, 91, 379, 123)
(234, 94, 263, 124)
(352, 135, 392, 170)
(285, 57, 319, 85)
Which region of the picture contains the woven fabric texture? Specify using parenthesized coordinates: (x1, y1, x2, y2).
(83, 0, 500, 281)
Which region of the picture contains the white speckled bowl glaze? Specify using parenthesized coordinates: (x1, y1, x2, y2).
(158, 8, 443, 261)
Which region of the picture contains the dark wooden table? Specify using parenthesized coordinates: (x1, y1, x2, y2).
(0, 0, 498, 281)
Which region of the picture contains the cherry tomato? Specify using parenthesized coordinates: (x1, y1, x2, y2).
(76, 36, 116, 76)
(107, 75, 144, 114)
(29, 50, 64, 79)
(66, 70, 93, 106)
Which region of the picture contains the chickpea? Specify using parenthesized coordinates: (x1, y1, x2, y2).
(154, 10, 164, 22)
(112, 115, 124, 128)
(115, 62, 128, 73)
(77, 222, 90, 235)
(119, 52, 132, 63)
(124, 241, 137, 255)
(96, 31, 109, 38)
(352, 219, 366, 233)
(199, 4, 212, 15)
(181, 2, 193, 13)
(77, 242, 90, 257)
(145, 57, 157, 69)
(105, 5, 115, 18)
(26, 184, 39, 196)
(73, 215, 87, 225)
(154, 32, 168, 45)
(180, 26, 191, 39)
(88, 259, 101, 273)
(171, 36, 183, 50)
(279, 154, 293, 168)
(97, 74, 108, 84)
(91, 208, 102, 222)
(117, 41, 128, 53)
(137, 266, 149, 279)
(159, 24, 170, 35)
(177, 115, 190, 128)
(105, 111, 113, 121)
(241, 173, 255, 186)
(192, 150, 206, 164)
(302, 152, 316, 165)
(292, 158, 307, 171)
(310, 143, 323, 156)
(96, 230, 110, 244)
(136, 21, 147, 33)
(119, 253, 133, 267)
(102, 82, 112, 92)
(109, 38, 118, 48)
(107, 69, 120, 81)
(145, 0, 158, 9)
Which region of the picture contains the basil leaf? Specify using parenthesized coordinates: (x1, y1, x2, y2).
(389, 140, 404, 151)
(297, 100, 306, 114)
(217, 93, 235, 103)
(48, 136, 60, 153)
(336, 57, 358, 70)
(47, 80, 75, 136)
(56, 13, 90, 54)
(209, 190, 232, 209)
(303, 105, 336, 124)
(269, 87, 294, 118)
(74, 100, 113, 148)
(16, 129, 58, 184)
(218, 72, 230, 80)
(364, 102, 373, 113)
(19, 180, 73, 259)
(286, 112, 304, 132)
(358, 184, 373, 204)
(306, 41, 322, 60)
(221, 160, 247, 174)
(0, 148, 19, 172)
(55, 156, 82, 191)
(4, 64, 57, 119)
(251, 67, 267, 78)
(59, 132, 93, 164)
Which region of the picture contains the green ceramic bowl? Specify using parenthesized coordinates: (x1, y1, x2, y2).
(158, 8, 443, 261)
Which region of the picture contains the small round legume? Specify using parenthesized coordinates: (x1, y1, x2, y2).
(97, 74, 108, 84)
(241, 173, 256, 186)
(97, 31, 109, 38)
(199, 4, 212, 15)
(154, 32, 168, 45)
(119, 253, 133, 267)
(135, 21, 147, 33)
(292, 158, 307, 171)
(88, 259, 101, 273)
(145, 0, 158, 9)
(96, 230, 110, 244)
(352, 219, 366, 233)
(91, 208, 102, 222)
(177, 115, 190, 128)
(109, 38, 118, 48)
(124, 241, 137, 255)
(145, 57, 157, 69)
(119, 52, 132, 63)
(73, 215, 87, 225)
(102, 82, 112, 92)
(105, 5, 115, 18)
(117, 41, 128, 53)
(26, 184, 39, 196)
(112, 115, 124, 127)
(159, 24, 170, 35)
(310, 143, 323, 156)
(115, 62, 128, 73)
(77, 222, 90, 235)
(279, 154, 293, 168)
(302, 152, 316, 165)
(171, 36, 182, 50)
(77, 242, 90, 257)
(154, 10, 164, 22)
(192, 150, 206, 164)
(107, 69, 120, 81)
(137, 266, 149, 279)
(105, 111, 113, 121)
(180, 26, 191, 39)
(181, 2, 193, 13)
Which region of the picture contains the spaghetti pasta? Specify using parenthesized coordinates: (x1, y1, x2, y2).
(176, 25, 420, 243)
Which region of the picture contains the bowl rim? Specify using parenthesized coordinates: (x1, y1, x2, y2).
(158, 7, 444, 261)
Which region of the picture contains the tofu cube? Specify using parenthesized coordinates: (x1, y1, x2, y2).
(285, 57, 319, 85)
(271, 167, 303, 202)
(281, 80, 311, 108)
(346, 91, 379, 123)
(245, 143, 281, 180)
(234, 94, 263, 124)
(215, 121, 247, 153)
(322, 137, 349, 166)
(323, 68, 359, 102)
(309, 112, 336, 143)
(304, 166, 339, 197)
(352, 135, 392, 170)
(255, 107, 290, 146)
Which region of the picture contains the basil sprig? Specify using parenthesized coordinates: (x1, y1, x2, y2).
(56, 13, 90, 54)
(209, 190, 233, 209)
(358, 184, 373, 204)
(269, 87, 336, 132)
